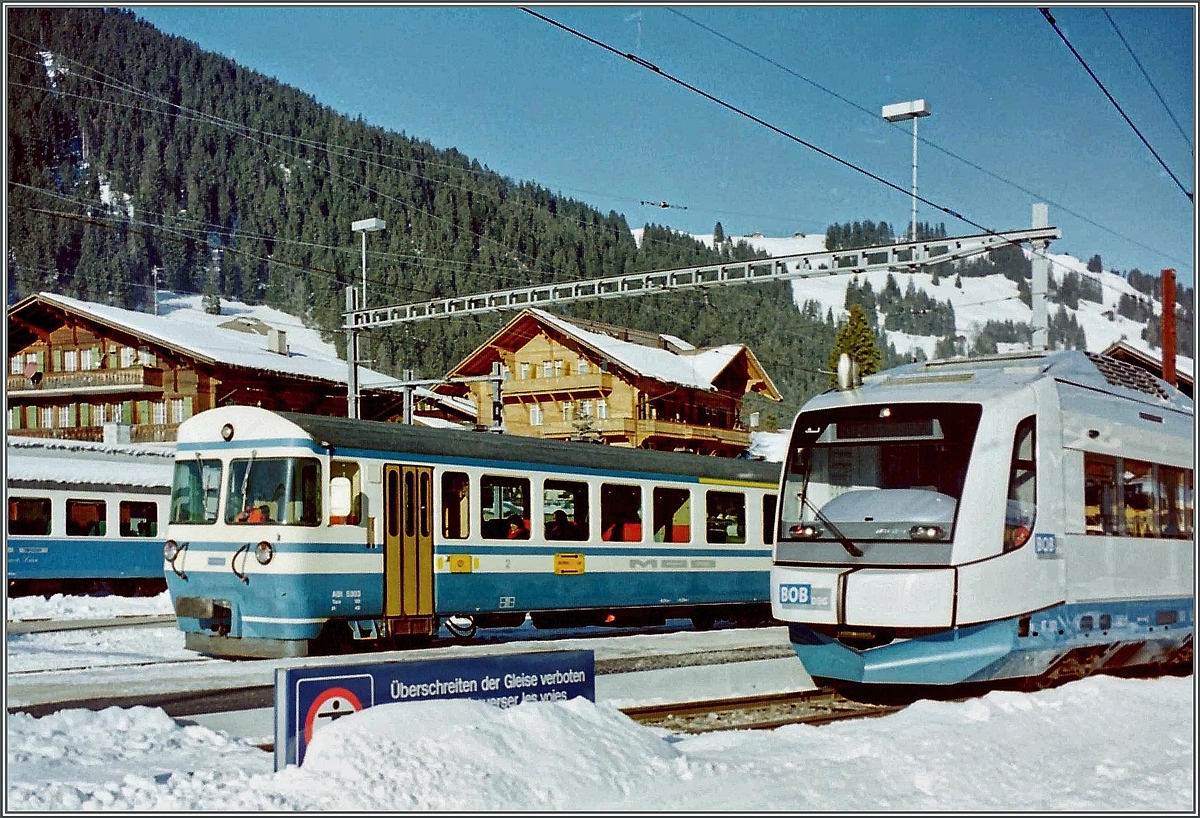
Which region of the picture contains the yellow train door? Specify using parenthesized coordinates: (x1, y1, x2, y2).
(383, 464, 435, 628)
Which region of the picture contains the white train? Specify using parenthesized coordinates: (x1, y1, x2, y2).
(7, 438, 174, 596)
(771, 349, 1193, 691)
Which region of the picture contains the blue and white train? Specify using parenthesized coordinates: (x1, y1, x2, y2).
(771, 349, 1194, 692)
(7, 438, 174, 596)
(163, 406, 781, 658)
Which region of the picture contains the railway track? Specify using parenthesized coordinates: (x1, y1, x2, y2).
(623, 688, 907, 732)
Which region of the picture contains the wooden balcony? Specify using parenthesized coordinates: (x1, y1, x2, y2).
(7, 366, 164, 397)
(502, 372, 613, 398)
(530, 416, 751, 450)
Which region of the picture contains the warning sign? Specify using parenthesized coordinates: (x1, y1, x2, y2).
(286, 673, 375, 767)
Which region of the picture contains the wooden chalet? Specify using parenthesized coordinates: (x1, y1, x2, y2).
(436, 308, 781, 457)
(1102, 340, 1194, 399)
(6, 292, 473, 443)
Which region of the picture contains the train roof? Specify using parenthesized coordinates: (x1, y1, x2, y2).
(805, 349, 1194, 416)
(264, 410, 781, 485)
(7, 437, 175, 493)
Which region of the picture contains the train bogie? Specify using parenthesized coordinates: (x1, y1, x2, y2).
(772, 350, 1194, 690)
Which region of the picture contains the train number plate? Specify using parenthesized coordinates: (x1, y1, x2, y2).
(778, 583, 813, 605)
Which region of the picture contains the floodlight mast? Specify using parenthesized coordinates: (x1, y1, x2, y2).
(882, 99, 931, 241)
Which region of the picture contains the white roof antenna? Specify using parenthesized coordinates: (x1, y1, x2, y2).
(837, 353, 861, 391)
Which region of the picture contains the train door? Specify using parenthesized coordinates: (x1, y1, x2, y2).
(383, 464, 435, 623)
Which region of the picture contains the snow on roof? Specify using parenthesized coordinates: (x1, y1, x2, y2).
(31, 292, 399, 388)
(7, 437, 175, 488)
(526, 307, 747, 392)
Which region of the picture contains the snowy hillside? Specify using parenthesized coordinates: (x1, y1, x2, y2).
(635, 228, 1192, 380)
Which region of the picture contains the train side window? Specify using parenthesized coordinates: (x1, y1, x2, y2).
(404, 470, 416, 537)
(330, 461, 362, 525)
(706, 490, 745, 544)
(1123, 459, 1156, 537)
(120, 501, 157, 537)
(387, 469, 400, 538)
(1157, 465, 1193, 539)
(762, 495, 777, 545)
(653, 487, 690, 543)
(9, 496, 51, 536)
(544, 479, 588, 541)
(66, 499, 106, 536)
(600, 483, 642, 542)
(1002, 417, 1036, 552)
(1084, 453, 1120, 535)
(481, 475, 530, 540)
(442, 472, 470, 539)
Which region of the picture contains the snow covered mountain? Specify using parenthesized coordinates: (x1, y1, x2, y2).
(644, 229, 1192, 382)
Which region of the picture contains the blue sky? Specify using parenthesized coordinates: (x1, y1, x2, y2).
(127, 5, 1195, 285)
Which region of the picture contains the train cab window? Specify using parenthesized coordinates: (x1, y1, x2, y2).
(1003, 417, 1036, 551)
(653, 487, 691, 543)
(9, 496, 51, 536)
(1157, 466, 1193, 539)
(762, 495, 777, 545)
(600, 483, 642, 542)
(1084, 453, 1120, 535)
(442, 471, 470, 539)
(120, 501, 157, 537)
(481, 475, 530, 540)
(329, 461, 363, 525)
(171, 458, 222, 524)
(706, 491, 746, 543)
(544, 480, 588, 541)
(1123, 459, 1156, 537)
(227, 457, 321, 526)
(66, 499, 106, 536)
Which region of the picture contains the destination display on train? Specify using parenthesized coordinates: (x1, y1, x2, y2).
(275, 649, 595, 769)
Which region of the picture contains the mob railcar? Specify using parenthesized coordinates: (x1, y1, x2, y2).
(771, 349, 1193, 692)
(164, 406, 781, 658)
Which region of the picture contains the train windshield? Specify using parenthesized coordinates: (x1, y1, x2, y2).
(226, 456, 321, 526)
(171, 458, 223, 525)
(779, 403, 981, 544)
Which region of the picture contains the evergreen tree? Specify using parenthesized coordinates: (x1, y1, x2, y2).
(1087, 254, 1103, 274)
(712, 221, 724, 245)
(828, 304, 882, 384)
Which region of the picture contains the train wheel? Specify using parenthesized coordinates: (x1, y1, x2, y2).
(691, 612, 716, 631)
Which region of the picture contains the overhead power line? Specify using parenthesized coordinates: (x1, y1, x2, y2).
(1039, 8, 1193, 202)
(1103, 9, 1193, 155)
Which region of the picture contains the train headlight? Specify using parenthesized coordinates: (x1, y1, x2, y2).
(909, 525, 945, 541)
(789, 523, 822, 539)
(221, 423, 235, 441)
(254, 540, 274, 565)
(163, 539, 180, 562)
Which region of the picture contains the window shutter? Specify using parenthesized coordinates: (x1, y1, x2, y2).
(182, 396, 193, 419)
(137, 400, 149, 424)
(80, 403, 91, 426)
(52, 349, 62, 370)
(121, 400, 133, 423)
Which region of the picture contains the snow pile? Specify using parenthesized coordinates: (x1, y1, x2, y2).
(5, 675, 1192, 811)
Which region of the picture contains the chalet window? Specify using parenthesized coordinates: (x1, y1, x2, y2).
(9, 356, 20, 375)
(501, 364, 511, 381)
(120, 346, 136, 368)
(519, 362, 530, 380)
(169, 398, 192, 424)
(597, 400, 609, 420)
(542, 360, 553, 378)
(94, 404, 107, 426)
(580, 400, 593, 419)
(138, 346, 154, 366)
(57, 405, 71, 427)
(39, 407, 54, 428)
(577, 357, 588, 375)
(80, 348, 95, 370)
(63, 350, 78, 372)
(529, 403, 543, 426)
(554, 360, 563, 377)
(152, 401, 167, 425)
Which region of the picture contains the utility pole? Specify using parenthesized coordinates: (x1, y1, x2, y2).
(1030, 203, 1049, 351)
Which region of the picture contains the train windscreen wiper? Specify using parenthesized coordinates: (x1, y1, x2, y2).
(800, 492, 864, 558)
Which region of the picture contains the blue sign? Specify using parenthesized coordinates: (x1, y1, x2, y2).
(274, 649, 595, 770)
(1034, 533, 1057, 557)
